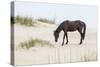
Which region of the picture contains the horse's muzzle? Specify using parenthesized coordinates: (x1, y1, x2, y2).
(55, 40, 57, 42)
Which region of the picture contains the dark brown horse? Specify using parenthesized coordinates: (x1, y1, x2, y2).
(54, 20, 86, 46)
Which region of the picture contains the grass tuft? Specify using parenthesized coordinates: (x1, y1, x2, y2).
(11, 16, 56, 26)
(15, 16, 35, 26)
(37, 18, 55, 24)
(18, 38, 54, 49)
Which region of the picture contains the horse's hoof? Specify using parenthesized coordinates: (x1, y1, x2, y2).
(62, 44, 64, 46)
(79, 42, 82, 45)
(66, 43, 68, 45)
(66, 44, 68, 45)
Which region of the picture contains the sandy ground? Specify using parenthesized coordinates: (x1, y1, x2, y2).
(14, 22, 97, 66)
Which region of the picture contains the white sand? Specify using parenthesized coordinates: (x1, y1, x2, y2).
(14, 22, 97, 66)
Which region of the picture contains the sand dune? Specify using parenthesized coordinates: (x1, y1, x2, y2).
(14, 22, 97, 65)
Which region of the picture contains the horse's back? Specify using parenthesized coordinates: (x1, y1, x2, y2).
(61, 20, 85, 31)
(62, 20, 85, 26)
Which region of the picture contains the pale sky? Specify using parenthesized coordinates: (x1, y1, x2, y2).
(14, 1, 97, 28)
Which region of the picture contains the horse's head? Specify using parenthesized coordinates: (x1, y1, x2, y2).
(54, 30, 59, 42)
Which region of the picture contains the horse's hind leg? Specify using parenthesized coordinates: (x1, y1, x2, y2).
(78, 30, 83, 44)
(79, 32, 83, 44)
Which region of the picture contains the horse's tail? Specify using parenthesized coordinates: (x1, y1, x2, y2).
(82, 22, 86, 40)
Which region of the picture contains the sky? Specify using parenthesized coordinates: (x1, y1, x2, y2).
(14, 1, 97, 28)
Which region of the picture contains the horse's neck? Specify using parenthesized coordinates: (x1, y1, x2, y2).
(56, 26, 62, 33)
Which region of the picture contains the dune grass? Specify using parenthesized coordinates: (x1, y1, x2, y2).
(18, 38, 54, 49)
(11, 16, 55, 26)
(14, 16, 35, 26)
(37, 18, 55, 24)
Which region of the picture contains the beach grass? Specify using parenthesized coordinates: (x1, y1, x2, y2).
(11, 16, 55, 26)
(37, 18, 55, 24)
(18, 38, 54, 49)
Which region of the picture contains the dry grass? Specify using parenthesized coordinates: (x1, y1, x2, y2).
(18, 38, 54, 49)
(37, 18, 55, 24)
(15, 16, 35, 26)
(11, 16, 55, 26)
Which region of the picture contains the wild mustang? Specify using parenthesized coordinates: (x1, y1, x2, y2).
(54, 20, 86, 46)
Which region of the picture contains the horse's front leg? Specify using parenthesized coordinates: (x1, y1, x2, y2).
(62, 33, 65, 46)
(65, 32, 68, 44)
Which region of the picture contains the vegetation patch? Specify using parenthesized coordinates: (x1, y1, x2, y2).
(11, 16, 55, 26)
(18, 38, 54, 49)
(15, 16, 35, 26)
(37, 18, 55, 24)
